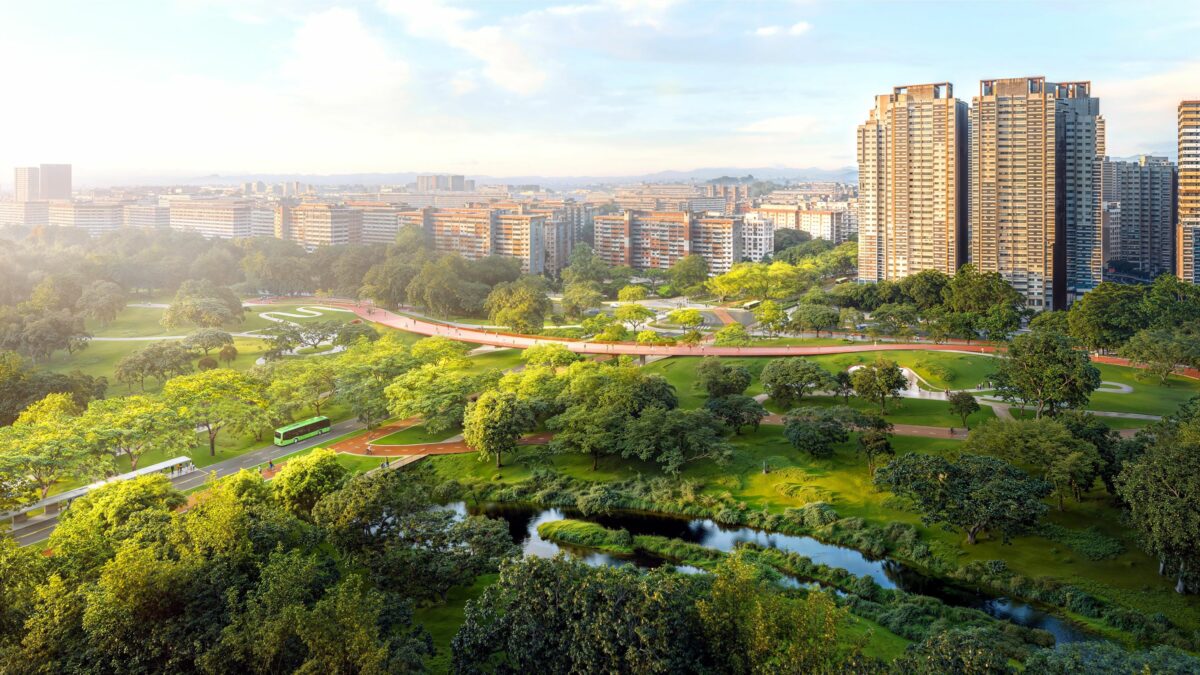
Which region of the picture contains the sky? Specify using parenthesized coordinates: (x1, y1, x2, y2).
(1, 0, 1198, 184)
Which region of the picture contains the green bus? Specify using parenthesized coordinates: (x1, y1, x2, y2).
(273, 416, 332, 446)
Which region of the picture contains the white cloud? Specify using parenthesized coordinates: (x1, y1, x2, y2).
(602, 0, 686, 28)
(753, 21, 811, 37)
(738, 115, 821, 135)
(281, 7, 410, 104)
(379, 0, 547, 95)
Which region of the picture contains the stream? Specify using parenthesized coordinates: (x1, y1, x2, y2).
(444, 501, 1095, 644)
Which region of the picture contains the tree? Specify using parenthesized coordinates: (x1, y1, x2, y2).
(1119, 327, 1200, 384)
(704, 395, 767, 434)
(964, 418, 1102, 510)
(753, 300, 787, 336)
(335, 334, 418, 430)
(874, 453, 1051, 544)
(613, 303, 655, 330)
(218, 343, 238, 366)
(857, 428, 894, 474)
(385, 364, 499, 434)
(1117, 430, 1200, 594)
(696, 553, 853, 675)
(712, 322, 752, 346)
(463, 390, 535, 469)
(947, 391, 981, 429)
(313, 470, 516, 602)
(161, 279, 244, 328)
(1022, 640, 1200, 673)
(894, 628, 1014, 675)
(783, 406, 858, 459)
(898, 269, 951, 310)
(520, 343, 582, 368)
(789, 303, 841, 337)
(453, 557, 705, 673)
(616, 285, 647, 302)
(942, 264, 1024, 316)
(1066, 281, 1148, 352)
(197, 356, 218, 370)
(271, 447, 349, 519)
(851, 358, 907, 413)
(80, 395, 193, 471)
(333, 321, 379, 347)
(265, 358, 339, 419)
(694, 357, 751, 398)
(620, 406, 730, 474)
(990, 330, 1100, 418)
(561, 281, 604, 318)
(163, 368, 268, 456)
(761, 358, 830, 407)
(484, 276, 551, 333)
(181, 328, 233, 355)
(666, 308, 704, 330)
(75, 280, 126, 327)
(0, 393, 90, 498)
(670, 254, 709, 291)
(831, 370, 854, 404)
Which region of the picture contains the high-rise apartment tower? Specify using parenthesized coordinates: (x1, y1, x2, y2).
(969, 77, 1101, 309)
(1179, 101, 1200, 283)
(857, 83, 967, 283)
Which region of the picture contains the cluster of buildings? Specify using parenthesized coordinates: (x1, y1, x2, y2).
(858, 77, 1198, 310)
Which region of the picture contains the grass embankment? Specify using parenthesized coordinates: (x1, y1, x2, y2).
(372, 423, 462, 446)
(412, 574, 498, 674)
(423, 425, 1200, 646)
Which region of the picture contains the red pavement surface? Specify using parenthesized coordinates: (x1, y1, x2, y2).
(709, 307, 738, 326)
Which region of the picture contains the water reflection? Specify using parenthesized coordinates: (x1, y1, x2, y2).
(444, 501, 1094, 643)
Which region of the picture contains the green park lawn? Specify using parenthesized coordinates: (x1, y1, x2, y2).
(763, 395, 997, 429)
(424, 426, 1200, 635)
(465, 348, 524, 371)
(1087, 364, 1200, 417)
(413, 574, 498, 674)
(372, 423, 462, 446)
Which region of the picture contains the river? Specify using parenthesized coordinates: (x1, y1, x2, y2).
(444, 501, 1095, 644)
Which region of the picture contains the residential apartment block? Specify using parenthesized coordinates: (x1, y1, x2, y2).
(49, 201, 123, 236)
(1102, 156, 1176, 279)
(593, 210, 743, 274)
(753, 204, 851, 245)
(170, 200, 253, 239)
(857, 83, 967, 283)
(1180, 101, 1200, 283)
(123, 204, 170, 228)
(39, 164, 72, 200)
(741, 212, 775, 262)
(275, 203, 363, 248)
(0, 201, 49, 226)
(14, 168, 39, 203)
(427, 207, 544, 273)
(969, 77, 1101, 310)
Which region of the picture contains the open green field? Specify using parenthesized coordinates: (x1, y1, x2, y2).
(423, 426, 1200, 635)
(372, 423, 462, 446)
(1088, 364, 1200, 416)
(465, 348, 524, 371)
(413, 574, 497, 674)
(642, 355, 995, 426)
(764, 395, 997, 428)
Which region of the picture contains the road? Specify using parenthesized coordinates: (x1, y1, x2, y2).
(9, 417, 365, 547)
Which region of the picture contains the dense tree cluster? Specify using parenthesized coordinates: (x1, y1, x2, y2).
(0, 459, 517, 672)
(453, 552, 863, 674)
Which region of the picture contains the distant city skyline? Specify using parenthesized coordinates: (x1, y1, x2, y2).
(1, 0, 1198, 184)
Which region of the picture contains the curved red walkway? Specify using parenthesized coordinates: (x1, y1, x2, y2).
(271, 298, 1190, 380)
(308, 300, 999, 358)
